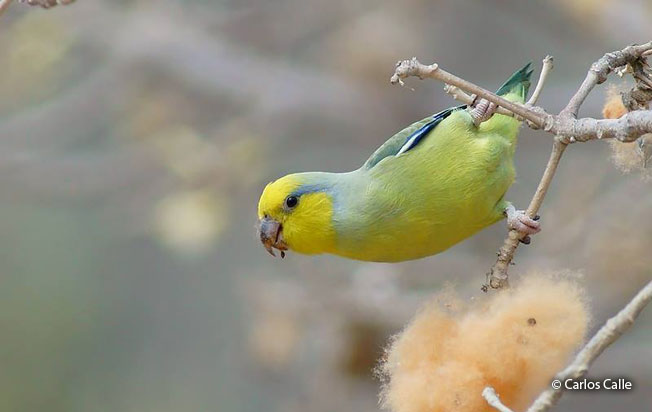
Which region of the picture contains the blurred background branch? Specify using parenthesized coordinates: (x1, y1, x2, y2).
(19, 0, 75, 8)
(0, 0, 12, 16)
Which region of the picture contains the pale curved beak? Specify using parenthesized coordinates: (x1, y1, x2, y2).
(258, 216, 288, 258)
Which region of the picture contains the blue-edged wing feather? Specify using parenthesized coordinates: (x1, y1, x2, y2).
(361, 62, 532, 171)
(362, 105, 465, 169)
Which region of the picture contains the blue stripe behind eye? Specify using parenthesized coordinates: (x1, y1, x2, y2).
(290, 183, 333, 197)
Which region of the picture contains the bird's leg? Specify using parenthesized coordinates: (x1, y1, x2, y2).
(469, 97, 497, 126)
(504, 203, 540, 244)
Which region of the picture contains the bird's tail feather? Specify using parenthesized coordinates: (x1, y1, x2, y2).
(495, 63, 533, 102)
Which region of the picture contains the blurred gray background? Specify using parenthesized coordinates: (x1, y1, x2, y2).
(0, 0, 650, 411)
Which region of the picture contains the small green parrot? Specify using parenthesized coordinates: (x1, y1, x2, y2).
(257, 64, 540, 262)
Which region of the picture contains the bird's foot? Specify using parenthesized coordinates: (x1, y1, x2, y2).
(504, 204, 540, 244)
(469, 97, 497, 126)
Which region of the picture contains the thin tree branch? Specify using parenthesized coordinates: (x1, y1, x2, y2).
(487, 138, 567, 289)
(483, 387, 515, 412)
(526, 280, 652, 412)
(391, 58, 549, 128)
(527, 56, 553, 106)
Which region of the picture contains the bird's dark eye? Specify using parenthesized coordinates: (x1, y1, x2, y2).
(285, 195, 298, 209)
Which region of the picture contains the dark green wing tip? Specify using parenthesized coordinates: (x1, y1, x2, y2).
(495, 62, 534, 97)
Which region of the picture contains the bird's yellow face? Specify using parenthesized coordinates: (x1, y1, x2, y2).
(257, 174, 336, 257)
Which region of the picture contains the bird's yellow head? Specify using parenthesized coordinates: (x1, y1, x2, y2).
(257, 173, 337, 258)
